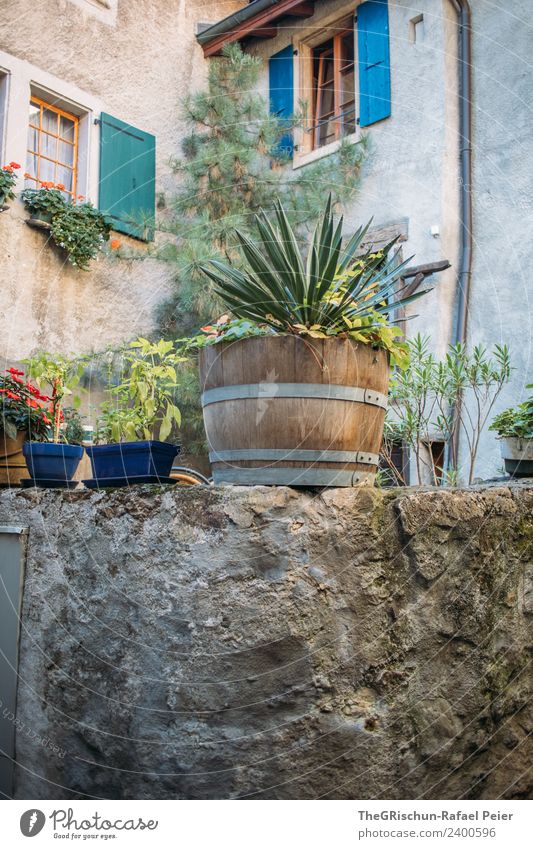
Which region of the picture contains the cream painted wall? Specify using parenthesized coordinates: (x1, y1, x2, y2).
(0, 0, 242, 361)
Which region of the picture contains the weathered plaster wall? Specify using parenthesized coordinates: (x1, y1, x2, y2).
(464, 0, 533, 480)
(0, 482, 531, 800)
(0, 0, 242, 359)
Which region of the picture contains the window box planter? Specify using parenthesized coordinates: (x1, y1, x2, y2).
(84, 440, 179, 485)
(0, 430, 27, 487)
(26, 211, 53, 229)
(500, 437, 533, 478)
(22, 441, 84, 485)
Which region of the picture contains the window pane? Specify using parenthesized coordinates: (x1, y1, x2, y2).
(27, 124, 39, 153)
(321, 53, 334, 84)
(340, 69, 355, 105)
(318, 117, 336, 147)
(56, 165, 73, 193)
(39, 158, 55, 182)
(341, 33, 354, 67)
(318, 81, 335, 118)
(59, 115, 75, 142)
(29, 101, 40, 127)
(58, 140, 74, 166)
(41, 133, 57, 160)
(42, 107, 59, 135)
(341, 100, 356, 135)
(25, 152, 38, 180)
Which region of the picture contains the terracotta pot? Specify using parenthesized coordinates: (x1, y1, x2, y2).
(0, 430, 27, 487)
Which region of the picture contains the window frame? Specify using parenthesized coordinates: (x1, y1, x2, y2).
(25, 96, 80, 199)
(293, 6, 360, 168)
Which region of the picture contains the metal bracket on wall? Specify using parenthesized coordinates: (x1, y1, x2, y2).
(0, 525, 28, 800)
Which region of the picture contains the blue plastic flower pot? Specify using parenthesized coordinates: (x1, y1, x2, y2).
(85, 440, 179, 481)
(23, 441, 84, 482)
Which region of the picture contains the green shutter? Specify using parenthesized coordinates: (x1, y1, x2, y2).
(99, 113, 156, 241)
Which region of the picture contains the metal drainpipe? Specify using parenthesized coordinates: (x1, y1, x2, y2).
(447, 0, 473, 472)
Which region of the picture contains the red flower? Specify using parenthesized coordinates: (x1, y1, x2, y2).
(9, 162, 21, 169)
(110, 239, 121, 250)
(7, 367, 24, 376)
(41, 414, 51, 425)
(27, 398, 40, 409)
(11, 375, 24, 384)
(2, 165, 13, 173)
(6, 391, 20, 400)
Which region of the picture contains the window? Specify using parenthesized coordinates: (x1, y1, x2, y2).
(25, 97, 79, 199)
(313, 27, 356, 149)
(285, 1, 392, 164)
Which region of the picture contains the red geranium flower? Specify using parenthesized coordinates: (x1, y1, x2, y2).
(9, 162, 21, 169)
(7, 367, 25, 376)
(6, 391, 20, 400)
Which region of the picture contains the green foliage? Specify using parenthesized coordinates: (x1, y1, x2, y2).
(157, 43, 368, 335)
(21, 187, 110, 269)
(25, 352, 85, 443)
(96, 338, 185, 443)
(20, 186, 68, 216)
(51, 203, 111, 269)
(62, 407, 85, 445)
(198, 197, 422, 367)
(388, 334, 512, 485)
(489, 384, 533, 438)
(0, 162, 21, 204)
(0, 367, 52, 441)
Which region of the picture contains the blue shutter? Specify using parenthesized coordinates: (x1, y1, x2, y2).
(269, 45, 294, 157)
(99, 113, 156, 241)
(357, 0, 391, 127)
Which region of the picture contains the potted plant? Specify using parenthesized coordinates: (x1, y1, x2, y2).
(20, 183, 67, 226)
(85, 338, 183, 486)
(197, 197, 430, 487)
(489, 385, 533, 477)
(21, 183, 110, 267)
(0, 367, 52, 486)
(0, 162, 21, 210)
(22, 353, 85, 486)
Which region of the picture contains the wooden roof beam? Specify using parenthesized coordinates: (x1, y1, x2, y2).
(201, 0, 316, 57)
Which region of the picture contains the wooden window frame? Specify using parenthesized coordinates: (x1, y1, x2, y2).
(26, 96, 79, 199)
(313, 27, 356, 149)
(294, 7, 359, 165)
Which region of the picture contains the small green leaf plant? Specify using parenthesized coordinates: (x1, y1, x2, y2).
(25, 352, 85, 444)
(388, 334, 512, 485)
(21, 184, 111, 269)
(197, 196, 427, 368)
(0, 162, 21, 205)
(96, 338, 186, 444)
(489, 384, 533, 439)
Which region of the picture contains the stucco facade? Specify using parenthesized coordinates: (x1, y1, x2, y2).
(0, 0, 241, 360)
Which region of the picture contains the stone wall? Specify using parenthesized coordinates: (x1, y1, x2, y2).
(0, 482, 531, 800)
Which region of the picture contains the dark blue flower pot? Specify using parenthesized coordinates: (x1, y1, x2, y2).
(23, 441, 84, 482)
(85, 440, 179, 482)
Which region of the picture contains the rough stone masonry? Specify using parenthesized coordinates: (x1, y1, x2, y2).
(0, 482, 531, 800)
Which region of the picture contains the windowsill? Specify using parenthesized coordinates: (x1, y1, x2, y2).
(292, 131, 359, 170)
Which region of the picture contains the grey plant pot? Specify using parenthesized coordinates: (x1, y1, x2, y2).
(500, 437, 533, 477)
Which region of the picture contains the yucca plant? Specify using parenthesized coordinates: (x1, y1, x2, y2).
(199, 196, 431, 367)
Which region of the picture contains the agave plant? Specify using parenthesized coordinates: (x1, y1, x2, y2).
(199, 196, 430, 365)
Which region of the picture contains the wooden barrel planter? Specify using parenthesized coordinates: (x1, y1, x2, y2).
(200, 336, 390, 487)
(0, 430, 27, 487)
